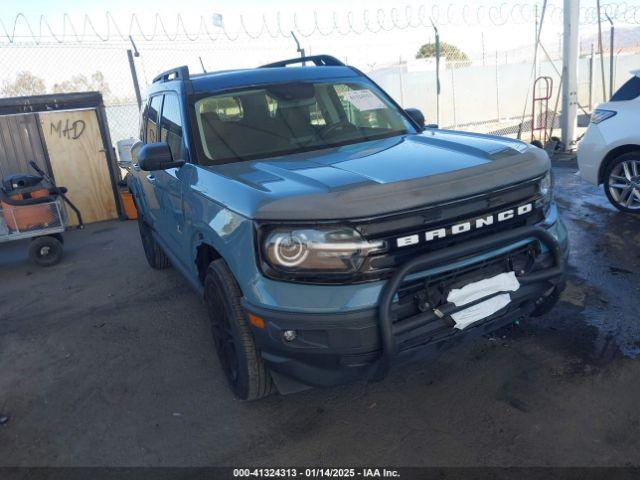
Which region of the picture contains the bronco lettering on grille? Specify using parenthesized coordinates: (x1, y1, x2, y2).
(395, 203, 533, 248)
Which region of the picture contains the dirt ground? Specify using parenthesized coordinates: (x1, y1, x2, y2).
(1, 163, 639, 467)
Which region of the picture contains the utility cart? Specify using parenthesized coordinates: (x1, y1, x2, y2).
(0, 161, 83, 266)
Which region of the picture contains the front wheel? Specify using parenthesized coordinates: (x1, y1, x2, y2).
(204, 259, 273, 400)
(604, 152, 640, 213)
(28, 235, 63, 267)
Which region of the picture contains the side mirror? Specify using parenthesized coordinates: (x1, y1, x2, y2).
(138, 143, 185, 171)
(405, 108, 426, 130)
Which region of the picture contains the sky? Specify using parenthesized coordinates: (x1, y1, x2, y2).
(8, 0, 419, 17)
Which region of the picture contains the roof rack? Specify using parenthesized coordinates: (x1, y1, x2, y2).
(152, 66, 190, 83)
(260, 55, 345, 68)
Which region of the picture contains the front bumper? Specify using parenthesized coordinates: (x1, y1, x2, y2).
(244, 222, 568, 389)
(577, 125, 607, 185)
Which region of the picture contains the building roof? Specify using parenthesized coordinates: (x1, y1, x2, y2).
(0, 91, 104, 115)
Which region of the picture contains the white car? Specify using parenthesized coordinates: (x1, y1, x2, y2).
(577, 70, 640, 213)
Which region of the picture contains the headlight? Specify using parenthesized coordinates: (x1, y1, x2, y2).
(537, 170, 553, 211)
(590, 109, 616, 124)
(261, 226, 385, 281)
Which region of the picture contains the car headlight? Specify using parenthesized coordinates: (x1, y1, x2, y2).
(537, 170, 554, 212)
(590, 109, 616, 124)
(261, 226, 385, 281)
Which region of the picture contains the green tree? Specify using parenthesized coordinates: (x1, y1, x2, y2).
(1, 71, 47, 97)
(416, 42, 471, 68)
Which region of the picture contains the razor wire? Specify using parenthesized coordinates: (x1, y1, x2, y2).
(1, 1, 638, 147)
(2, 2, 640, 45)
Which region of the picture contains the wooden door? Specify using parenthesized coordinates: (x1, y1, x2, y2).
(40, 109, 118, 225)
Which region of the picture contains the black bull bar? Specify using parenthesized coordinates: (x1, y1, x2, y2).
(374, 226, 565, 380)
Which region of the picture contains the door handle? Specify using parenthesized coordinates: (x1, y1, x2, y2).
(146, 174, 156, 184)
(133, 163, 140, 171)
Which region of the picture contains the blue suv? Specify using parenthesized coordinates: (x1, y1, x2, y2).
(129, 55, 568, 400)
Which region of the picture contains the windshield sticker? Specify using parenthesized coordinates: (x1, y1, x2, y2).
(341, 90, 385, 111)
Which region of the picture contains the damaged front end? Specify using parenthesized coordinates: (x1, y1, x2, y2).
(374, 226, 566, 379)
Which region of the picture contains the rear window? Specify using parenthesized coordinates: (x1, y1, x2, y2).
(611, 76, 640, 102)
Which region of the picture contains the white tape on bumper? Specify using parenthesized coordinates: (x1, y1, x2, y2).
(446, 271, 521, 330)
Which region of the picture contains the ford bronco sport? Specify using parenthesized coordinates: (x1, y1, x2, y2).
(129, 55, 568, 400)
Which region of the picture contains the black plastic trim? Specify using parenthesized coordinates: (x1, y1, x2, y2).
(260, 55, 345, 68)
(375, 225, 564, 379)
(153, 66, 190, 84)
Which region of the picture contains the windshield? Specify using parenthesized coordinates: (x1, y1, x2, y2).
(193, 80, 414, 163)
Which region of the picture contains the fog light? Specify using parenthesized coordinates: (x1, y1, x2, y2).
(283, 330, 297, 342)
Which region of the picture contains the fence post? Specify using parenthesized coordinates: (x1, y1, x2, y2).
(451, 67, 457, 129)
(534, 5, 539, 77)
(398, 56, 405, 107)
(589, 43, 595, 111)
(495, 51, 500, 120)
(482, 33, 486, 66)
(561, 0, 580, 150)
(606, 15, 615, 99)
(127, 49, 142, 109)
(597, 0, 607, 102)
(431, 19, 441, 127)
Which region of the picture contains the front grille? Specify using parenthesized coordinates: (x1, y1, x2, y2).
(354, 177, 540, 238)
(396, 242, 539, 304)
(390, 242, 542, 351)
(359, 192, 544, 278)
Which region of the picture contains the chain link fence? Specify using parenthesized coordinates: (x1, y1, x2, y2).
(1, 4, 639, 147)
(371, 41, 640, 142)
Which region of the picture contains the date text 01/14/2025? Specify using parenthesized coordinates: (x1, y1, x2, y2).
(232, 468, 401, 478)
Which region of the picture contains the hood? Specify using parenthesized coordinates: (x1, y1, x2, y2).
(189, 130, 549, 221)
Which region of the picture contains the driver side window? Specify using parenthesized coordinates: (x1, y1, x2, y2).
(146, 95, 163, 143)
(160, 93, 184, 159)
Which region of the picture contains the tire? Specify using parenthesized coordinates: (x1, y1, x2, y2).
(137, 216, 170, 269)
(28, 236, 63, 267)
(603, 151, 640, 214)
(204, 259, 273, 400)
